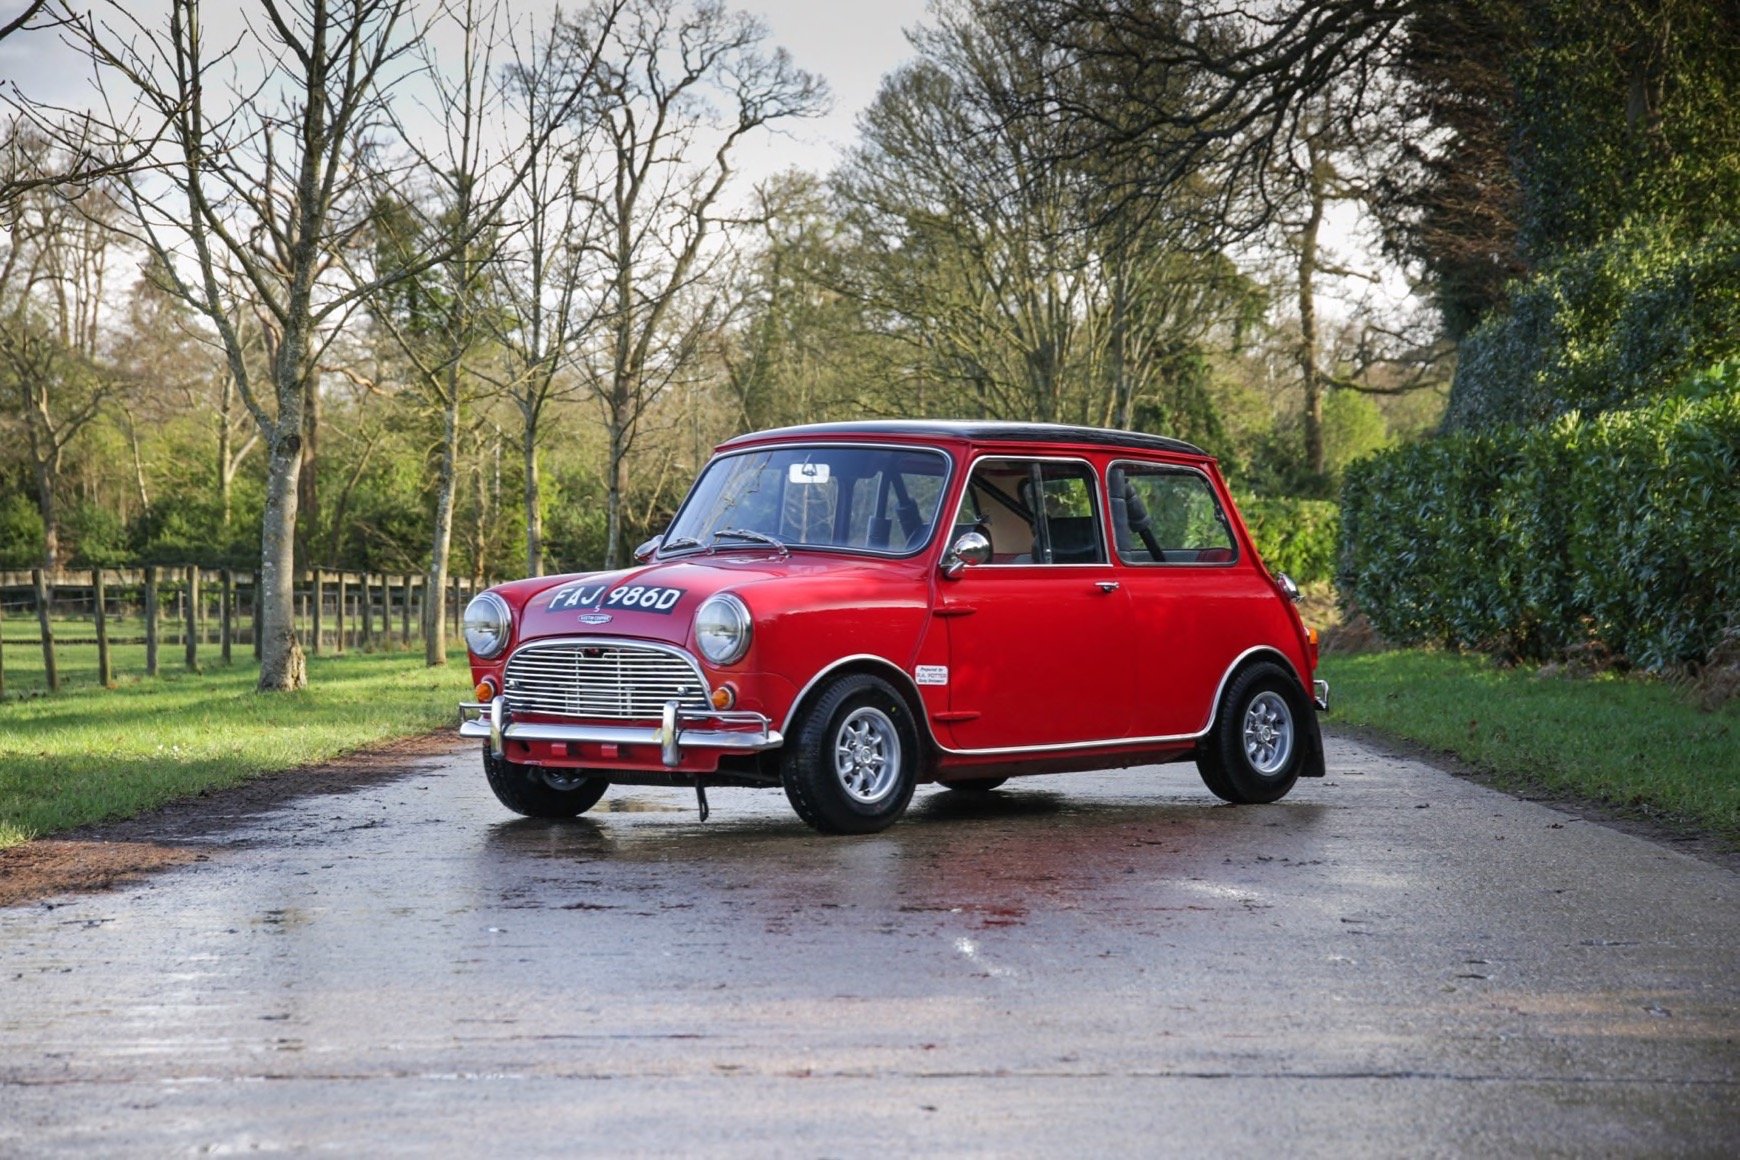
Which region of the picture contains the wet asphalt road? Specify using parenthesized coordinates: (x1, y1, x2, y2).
(2, 735, 1736, 1157)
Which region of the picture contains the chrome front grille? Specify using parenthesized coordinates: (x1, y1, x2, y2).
(503, 639, 711, 720)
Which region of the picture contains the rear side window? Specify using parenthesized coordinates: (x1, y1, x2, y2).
(956, 458, 1106, 565)
(1108, 463, 1237, 565)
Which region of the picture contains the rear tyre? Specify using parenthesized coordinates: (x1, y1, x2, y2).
(483, 747, 608, 818)
(781, 674, 919, 834)
(1195, 662, 1306, 804)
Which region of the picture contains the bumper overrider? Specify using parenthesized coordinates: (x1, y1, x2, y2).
(458, 696, 783, 768)
(1313, 679, 1330, 711)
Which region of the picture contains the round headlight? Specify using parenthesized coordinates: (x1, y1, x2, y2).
(463, 591, 513, 659)
(694, 593, 751, 666)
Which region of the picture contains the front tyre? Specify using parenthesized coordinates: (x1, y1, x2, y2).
(781, 674, 919, 834)
(483, 747, 608, 818)
(1196, 662, 1306, 804)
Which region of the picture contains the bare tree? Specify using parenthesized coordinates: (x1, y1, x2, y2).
(28, 0, 600, 686)
(0, 0, 47, 42)
(367, 0, 618, 663)
(486, 10, 617, 578)
(29, 0, 423, 689)
(992, 0, 1419, 241)
(367, 0, 512, 664)
(0, 132, 120, 567)
(833, 1, 1254, 436)
(560, 0, 826, 568)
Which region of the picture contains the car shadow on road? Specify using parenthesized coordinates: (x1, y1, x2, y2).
(479, 787, 1334, 869)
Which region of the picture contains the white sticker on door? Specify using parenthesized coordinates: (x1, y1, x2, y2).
(914, 665, 949, 686)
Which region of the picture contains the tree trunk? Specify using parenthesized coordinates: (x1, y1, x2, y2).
(1298, 149, 1327, 479)
(425, 388, 460, 666)
(604, 413, 625, 571)
(32, 567, 57, 692)
(257, 428, 307, 691)
(125, 412, 151, 516)
(298, 371, 320, 562)
(32, 455, 58, 570)
(523, 423, 542, 576)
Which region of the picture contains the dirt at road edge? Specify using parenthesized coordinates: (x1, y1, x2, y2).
(0, 733, 467, 909)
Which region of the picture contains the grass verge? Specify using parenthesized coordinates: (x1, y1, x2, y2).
(0, 650, 469, 849)
(1319, 650, 1740, 845)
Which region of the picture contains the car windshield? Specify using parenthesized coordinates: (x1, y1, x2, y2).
(663, 445, 952, 557)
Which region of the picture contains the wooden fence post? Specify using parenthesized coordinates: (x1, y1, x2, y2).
(311, 570, 324, 656)
(363, 572, 376, 648)
(336, 571, 347, 654)
(184, 566, 201, 672)
(221, 568, 234, 665)
(32, 568, 58, 692)
(378, 572, 390, 647)
(252, 571, 262, 659)
(93, 567, 113, 688)
(400, 574, 411, 645)
(0, 585, 8, 697)
(144, 565, 159, 676)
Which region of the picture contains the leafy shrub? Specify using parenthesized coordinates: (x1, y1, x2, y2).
(0, 491, 43, 569)
(1447, 224, 1740, 431)
(1237, 495, 1339, 585)
(1341, 374, 1740, 670)
(64, 501, 131, 567)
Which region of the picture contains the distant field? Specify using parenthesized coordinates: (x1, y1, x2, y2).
(1320, 650, 1740, 844)
(0, 650, 469, 848)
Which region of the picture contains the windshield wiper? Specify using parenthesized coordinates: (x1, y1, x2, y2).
(709, 527, 790, 558)
(660, 535, 703, 554)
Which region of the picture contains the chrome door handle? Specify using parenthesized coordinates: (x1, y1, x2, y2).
(1096, 581, 1119, 593)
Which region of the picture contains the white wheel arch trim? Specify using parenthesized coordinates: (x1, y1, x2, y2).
(782, 645, 1308, 759)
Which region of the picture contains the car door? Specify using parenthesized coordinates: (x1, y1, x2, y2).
(935, 456, 1133, 751)
(1106, 460, 1260, 738)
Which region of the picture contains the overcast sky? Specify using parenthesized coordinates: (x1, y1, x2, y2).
(0, 0, 932, 181)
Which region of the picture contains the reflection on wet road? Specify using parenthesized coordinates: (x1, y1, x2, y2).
(3, 737, 1736, 1154)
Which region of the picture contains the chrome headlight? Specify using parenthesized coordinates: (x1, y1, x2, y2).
(694, 593, 751, 666)
(463, 591, 513, 659)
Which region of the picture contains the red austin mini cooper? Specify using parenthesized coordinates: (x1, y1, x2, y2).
(459, 421, 1329, 833)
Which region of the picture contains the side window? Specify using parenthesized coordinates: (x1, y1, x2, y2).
(1108, 464, 1237, 565)
(961, 459, 1106, 565)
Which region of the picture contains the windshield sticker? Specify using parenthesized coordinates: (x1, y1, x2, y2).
(915, 665, 949, 686)
(549, 583, 686, 614)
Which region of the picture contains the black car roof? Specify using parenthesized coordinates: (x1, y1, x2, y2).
(717, 420, 1208, 457)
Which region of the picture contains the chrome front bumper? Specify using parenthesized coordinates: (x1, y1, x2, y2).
(1313, 679, 1330, 711)
(458, 696, 783, 767)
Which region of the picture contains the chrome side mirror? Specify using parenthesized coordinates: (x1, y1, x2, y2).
(1275, 571, 1301, 602)
(632, 535, 664, 563)
(941, 530, 991, 579)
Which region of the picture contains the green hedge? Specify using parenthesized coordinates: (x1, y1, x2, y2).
(1446, 224, 1740, 431)
(1237, 495, 1339, 585)
(1340, 373, 1740, 670)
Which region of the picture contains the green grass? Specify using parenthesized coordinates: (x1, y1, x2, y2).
(1319, 650, 1740, 843)
(0, 650, 470, 848)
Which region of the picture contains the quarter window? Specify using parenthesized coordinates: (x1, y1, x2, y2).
(1108, 464, 1237, 565)
(956, 459, 1106, 565)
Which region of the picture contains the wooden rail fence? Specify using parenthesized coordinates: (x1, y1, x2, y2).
(0, 567, 484, 694)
